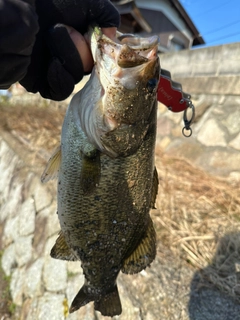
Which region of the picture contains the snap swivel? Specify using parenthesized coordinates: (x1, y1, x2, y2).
(182, 104, 195, 137)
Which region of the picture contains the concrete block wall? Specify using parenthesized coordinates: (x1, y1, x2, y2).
(160, 42, 240, 95)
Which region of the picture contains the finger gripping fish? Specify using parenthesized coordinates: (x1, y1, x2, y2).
(42, 27, 160, 317)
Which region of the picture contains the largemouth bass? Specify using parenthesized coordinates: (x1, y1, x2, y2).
(42, 27, 160, 317)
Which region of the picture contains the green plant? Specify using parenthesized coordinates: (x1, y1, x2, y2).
(0, 251, 16, 316)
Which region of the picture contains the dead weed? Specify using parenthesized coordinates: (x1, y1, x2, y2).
(153, 148, 240, 301)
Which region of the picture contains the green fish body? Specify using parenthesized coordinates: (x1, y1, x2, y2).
(42, 27, 160, 317)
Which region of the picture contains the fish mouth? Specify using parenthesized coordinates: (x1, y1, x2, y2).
(91, 27, 159, 70)
(90, 27, 159, 96)
(117, 32, 159, 51)
(116, 32, 159, 68)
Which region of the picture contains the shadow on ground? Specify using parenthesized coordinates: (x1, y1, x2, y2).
(189, 232, 240, 320)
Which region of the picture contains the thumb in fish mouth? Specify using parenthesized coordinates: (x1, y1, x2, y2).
(61, 24, 94, 73)
(101, 27, 117, 40)
(63, 25, 117, 74)
(84, 26, 117, 44)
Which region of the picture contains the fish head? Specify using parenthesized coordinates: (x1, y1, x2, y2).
(91, 27, 160, 127)
(78, 27, 160, 156)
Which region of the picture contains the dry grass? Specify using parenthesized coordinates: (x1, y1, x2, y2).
(153, 148, 240, 301)
(1, 98, 240, 302)
(0, 101, 66, 158)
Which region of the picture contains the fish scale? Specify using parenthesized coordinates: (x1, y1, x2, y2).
(42, 26, 160, 317)
(59, 103, 155, 259)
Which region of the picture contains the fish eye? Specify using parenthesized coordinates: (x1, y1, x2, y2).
(147, 78, 158, 93)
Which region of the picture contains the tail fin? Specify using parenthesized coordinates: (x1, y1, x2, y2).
(69, 284, 122, 317)
(69, 285, 93, 314)
(94, 285, 122, 317)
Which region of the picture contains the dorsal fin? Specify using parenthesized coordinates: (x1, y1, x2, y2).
(41, 146, 61, 183)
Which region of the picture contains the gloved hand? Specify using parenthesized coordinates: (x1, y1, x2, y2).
(20, 0, 120, 100)
(0, 0, 39, 89)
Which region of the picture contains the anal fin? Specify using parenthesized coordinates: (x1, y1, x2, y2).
(50, 231, 78, 261)
(94, 285, 122, 317)
(121, 218, 156, 274)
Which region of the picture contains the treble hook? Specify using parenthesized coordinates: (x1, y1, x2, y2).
(182, 104, 195, 137)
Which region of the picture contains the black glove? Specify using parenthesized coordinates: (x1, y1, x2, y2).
(19, 0, 120, 101)
(0, 0, 39, 89)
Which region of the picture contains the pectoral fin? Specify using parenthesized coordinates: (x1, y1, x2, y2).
(150, 167, 159, 209)
(50, 231, 78, 261)
(41, 146, 61, 183)
(80, 149, 101, 195)
(121, 218, 156, 274)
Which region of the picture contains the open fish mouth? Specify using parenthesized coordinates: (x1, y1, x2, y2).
(117, 32, 159, 61)
(91, 27, 159, 71)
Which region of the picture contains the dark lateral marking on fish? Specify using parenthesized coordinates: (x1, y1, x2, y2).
(80, 150, 101, 195)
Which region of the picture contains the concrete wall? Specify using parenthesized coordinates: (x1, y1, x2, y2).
(160, 42, 240, 95)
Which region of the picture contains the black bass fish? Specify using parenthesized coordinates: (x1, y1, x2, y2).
(42, 26, 160, 317)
